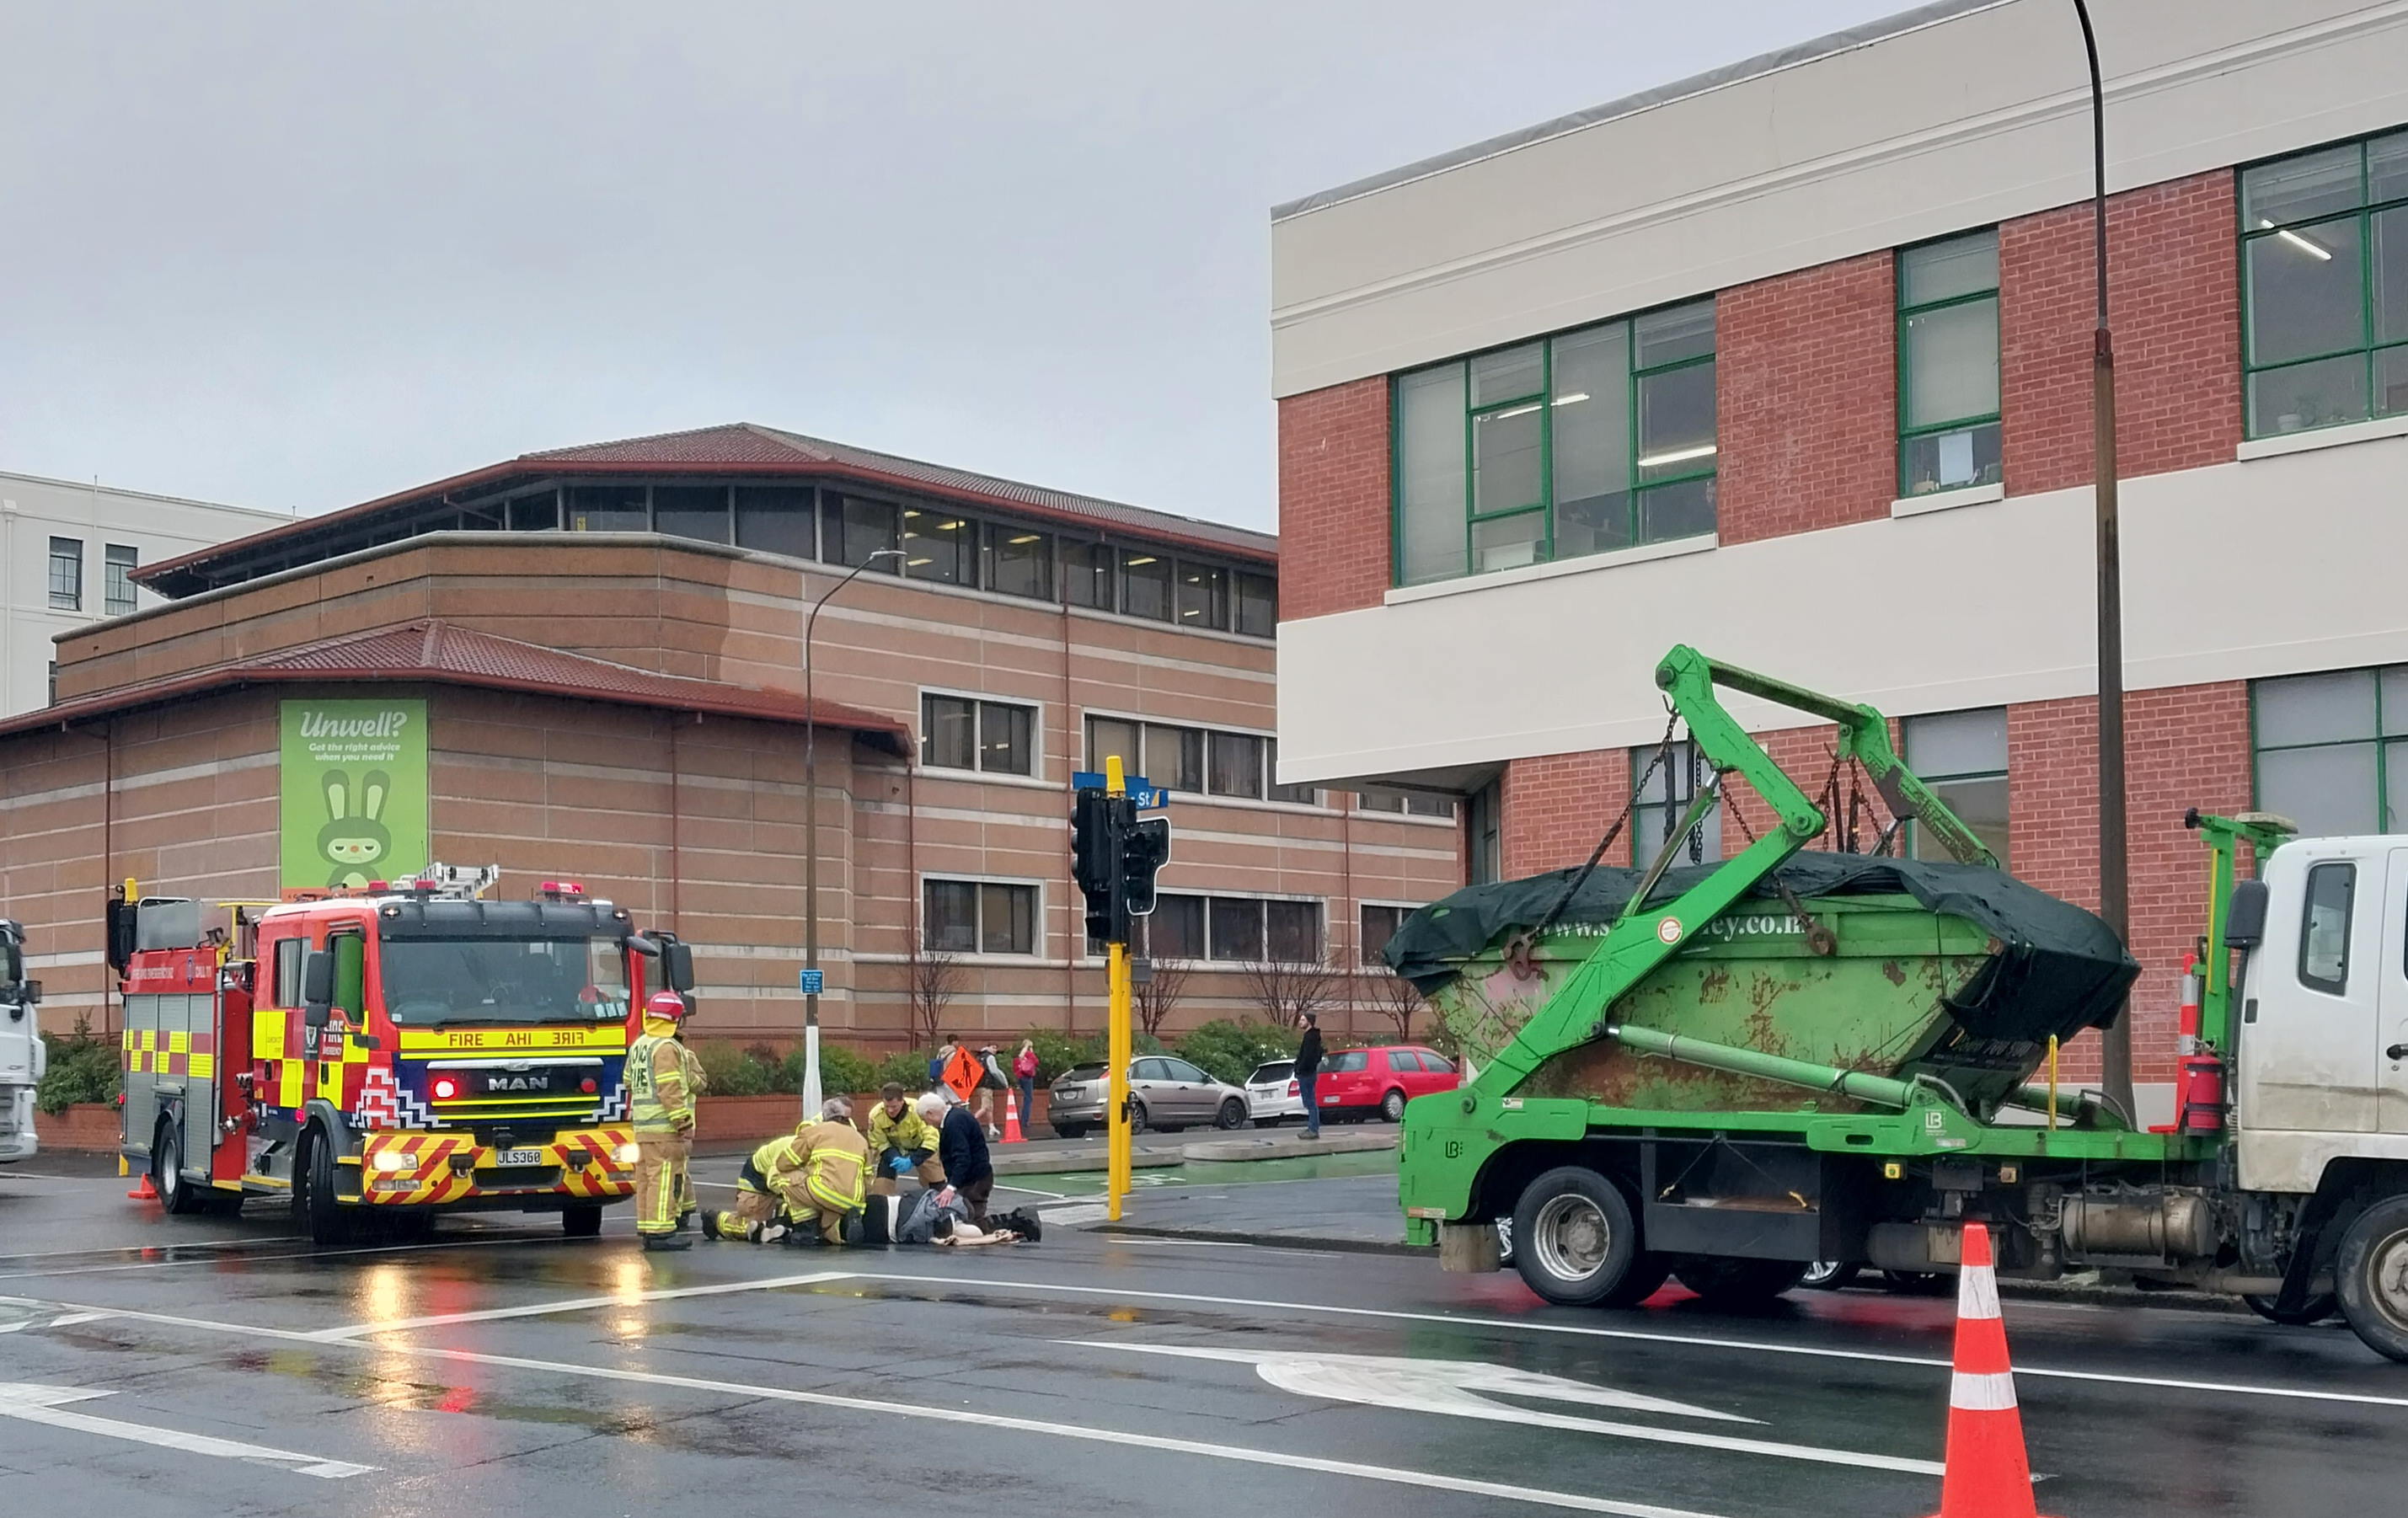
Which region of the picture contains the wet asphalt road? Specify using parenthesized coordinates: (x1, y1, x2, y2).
(2, 1160, 2403, 1518)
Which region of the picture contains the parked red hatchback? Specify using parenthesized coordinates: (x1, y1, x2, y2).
(1315, 1045, 1460, 1124)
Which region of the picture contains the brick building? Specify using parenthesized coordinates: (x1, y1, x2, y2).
(1269, 0, 2408, 1121)
(0, 425, 1460, 1052)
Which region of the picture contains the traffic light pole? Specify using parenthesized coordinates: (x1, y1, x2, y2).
(1103, 754, 1134, 1221)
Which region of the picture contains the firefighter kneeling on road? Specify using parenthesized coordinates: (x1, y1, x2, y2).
(703, 1098, 870, 1246)
(629, 989, 700, 1253)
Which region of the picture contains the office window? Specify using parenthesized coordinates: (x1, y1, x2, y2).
(1359, 788, 1456, 819)
(2242, 129, 2408, 436)
(567, 484, 648, 532)
(734, 485, 816, 559)
(1176, 563, 1228, 630)
(1146, 894, 1206, 959)
(1467, 779, 1501, 885)
(1360, 903, 1414, 965)
(1904, 708, 2009, 865)
(1208, 897, 1263, 961)
(923, 879, 1036, 955)
(1393, 299, 1716, 587)
(1121, 553, 1172, 619)
(985, 524, 1054, 600)
(1234, 571, 1276, 638)
(1266, 900, 1323, 963)
(653, 485, 731, 543)
(104, 544, 138, 617)
(1144, 724, 1204, 792)
(1063, 541, 1115, 610)
(507, 489, 560, 532)
(1634, 740, 1722, 866)
(902, 507, 975, 585)
(832, 496, 902, 568)
(1266, 739, 1317, 805)
(922, 695, 1034, 776)
(47, 537, 82, 610)
(1085, 716, 1141, 775)
(1208, 731, 1265, 799)
(2251, 665, 2408, 835)
(1898, 230, 2003, 494)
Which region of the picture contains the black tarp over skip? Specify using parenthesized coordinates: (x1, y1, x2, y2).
(1383, 853, 2141, 1043)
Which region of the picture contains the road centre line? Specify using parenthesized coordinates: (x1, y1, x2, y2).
(836, 1271, 2408, 1412)
(1, 1292, 1735, 1518)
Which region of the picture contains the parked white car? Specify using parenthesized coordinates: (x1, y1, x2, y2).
(1244, 1059, 1305, 1125)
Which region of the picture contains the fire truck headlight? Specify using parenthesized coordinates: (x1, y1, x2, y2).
(613, 1142, 641, 1166)
(372, 1150, 409, 1173)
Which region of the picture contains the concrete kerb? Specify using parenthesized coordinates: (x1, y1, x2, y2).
(992, 1148, 1180, 1178)
(1179, 1131, 1398, 1163)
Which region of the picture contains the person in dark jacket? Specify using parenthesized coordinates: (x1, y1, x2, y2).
(919, 1090, 995, 1221)
(1294, 1012, 1324, 1139)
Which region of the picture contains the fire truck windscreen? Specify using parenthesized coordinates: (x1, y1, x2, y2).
(377, 935, 632, 1026)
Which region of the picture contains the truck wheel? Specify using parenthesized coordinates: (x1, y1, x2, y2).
(294, 1129, 355, 1249)
(2334, 1195, 2408, 1361)
(563, 1205, 604, 1238)
(1801, 1260, 1860, 1291)
(1676, 1257, 1811, 1309)
(1512, 1167, 1661, 1307)
(153, 1120, 204, 1216)
(2243, 1292, 2338, 1327)
(1380, 1089, 1407, 1124)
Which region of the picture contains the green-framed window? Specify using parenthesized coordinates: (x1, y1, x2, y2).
(1393, 299, 1717, 587)
(2250, 665, 2408, 836)
(2239, 127, 2408, 437)
(1897, 230, 2002, 496)
(1902, 708, 2008, 866)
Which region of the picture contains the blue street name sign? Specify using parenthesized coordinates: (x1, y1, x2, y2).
(798, 968, 825, 996)
(1071, 771, 1168, 810)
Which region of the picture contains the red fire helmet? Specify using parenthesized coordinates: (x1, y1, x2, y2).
(643, 990, 690, 1022)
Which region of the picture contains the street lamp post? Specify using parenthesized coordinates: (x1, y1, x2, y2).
(2072, 0, 2134, 1120)
(801, 548, 904, 1117)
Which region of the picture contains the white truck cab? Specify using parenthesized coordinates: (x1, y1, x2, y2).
(0, 919, 40, 1163)
(2234, 836, 2408, 1194)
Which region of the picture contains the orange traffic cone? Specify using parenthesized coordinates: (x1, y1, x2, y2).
(1926, 1221, 2054, 1518)
(1003, 1091, 1025, 1144)
(127, 1172, 158, 1202)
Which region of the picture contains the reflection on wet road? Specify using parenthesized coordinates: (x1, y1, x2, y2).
(3, 1163, 2402, 1517)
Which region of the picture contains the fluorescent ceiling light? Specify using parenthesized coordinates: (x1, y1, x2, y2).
(2260, 218, 2333, 260)
(904, 509, 921, 519)
(1636, 443, 1718, 468)
(907, 557, 932, 567)
(1009, 533, 1041, 544)
(1551, 393, 1590, 406)
(939, 520, 965, 531)
(1488, 403, 1542, 420)
(1126, 555, 1158, 566)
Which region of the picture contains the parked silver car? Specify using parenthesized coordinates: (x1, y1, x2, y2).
(1048, 1056, 1252, 1136)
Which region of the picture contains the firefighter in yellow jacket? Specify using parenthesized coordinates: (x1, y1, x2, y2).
(702, 1099, 869, 1245)
(629, 989, 698, 1252)
(867, 1082, 945, 1195)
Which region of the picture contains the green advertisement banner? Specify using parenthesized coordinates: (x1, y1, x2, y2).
(279, 698, 430, 893)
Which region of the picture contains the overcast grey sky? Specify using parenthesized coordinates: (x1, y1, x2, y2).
(0, 1, 1899, 532)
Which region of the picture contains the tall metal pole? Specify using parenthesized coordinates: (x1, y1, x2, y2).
(801, 548, 902, 1116)
(2074, 1, 2133, 1120)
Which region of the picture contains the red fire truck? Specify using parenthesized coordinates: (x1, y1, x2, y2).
(115, 866, 694, 1246)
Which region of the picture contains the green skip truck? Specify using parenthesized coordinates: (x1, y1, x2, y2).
(1391, 645, 2408, 1362)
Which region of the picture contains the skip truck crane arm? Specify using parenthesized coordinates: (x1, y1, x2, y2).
(1479, 644, 1999, 1094)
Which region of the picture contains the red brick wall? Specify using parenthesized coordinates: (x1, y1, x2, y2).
(1999, 171, 2242, 497)
(1717, 252, 1900, 543)
(1502, 751, 1632, 877)
(2009, 681, 2251, 1089)
(1276, 377, 1392, 621)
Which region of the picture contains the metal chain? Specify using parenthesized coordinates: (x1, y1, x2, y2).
(1506, 709, 1681, 977)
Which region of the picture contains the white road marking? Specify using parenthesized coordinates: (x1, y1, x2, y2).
(845, 1271, 2408, 1412)
(1077, 1341, 1943, 1476)
(4, 1293, 1736, 1515)
(304, 1269, 854, 1340)
(0, 1382, 372, 1478)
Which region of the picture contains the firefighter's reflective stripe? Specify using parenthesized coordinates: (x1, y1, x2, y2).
(628, 1034, 692, 1131)
(795, 1120, 869, 1215)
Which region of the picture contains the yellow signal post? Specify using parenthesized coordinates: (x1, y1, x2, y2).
(1104, 753, 1133, 1221)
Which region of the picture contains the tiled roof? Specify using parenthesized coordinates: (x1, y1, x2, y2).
(136, 422, 1273, 596)
(2, 619, 909, 751)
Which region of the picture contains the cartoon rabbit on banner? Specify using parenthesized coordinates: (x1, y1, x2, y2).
(278, 699, 428, 895)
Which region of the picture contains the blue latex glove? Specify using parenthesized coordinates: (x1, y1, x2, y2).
(888, 1154, 913, 1175)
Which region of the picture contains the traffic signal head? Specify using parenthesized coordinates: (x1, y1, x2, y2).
(1072, 787, 1112, 902)
(1120, 816, 1171, 917)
